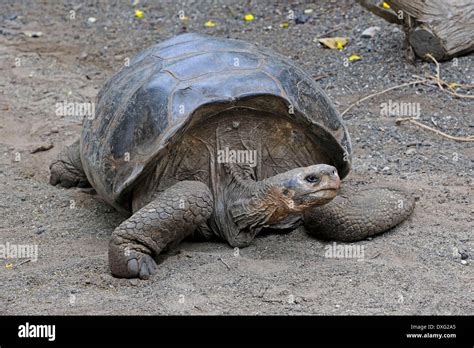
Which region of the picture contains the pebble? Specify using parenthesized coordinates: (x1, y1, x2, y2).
(130, 279, 139, 286)
(361, 26, 380, 39)
(460, 252, 469, 260)
(295, 14, 310, 24)
(87, 17, 97, 24)
(36, 227, 45, 235)
(460, 260, 467, 265)
(23, 31, 43, 38)
(30, 143, 53, 154)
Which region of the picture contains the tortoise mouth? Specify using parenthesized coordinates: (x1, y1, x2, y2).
(307, 186, 339, 203)
(309, 188, 338, 196)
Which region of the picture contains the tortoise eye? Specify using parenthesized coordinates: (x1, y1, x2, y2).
(305, 175, 320, 184)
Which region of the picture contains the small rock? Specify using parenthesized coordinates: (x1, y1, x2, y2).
(51, 127, 59, 133)
(79, 52, 88, 60)
(31, 143, 53, 154)
(361, 26, 380, 39)
(406, 148, 416, 155)
(460, 260, 467, 265)
(304, 9, 313, 14)
(23, 31, 43, 38)
(382, 166, 390, 172)
(130, 279, 139, 286)
(295, 14, 310, 24)
(460, 252, 469, 260)
(87, 17, 97, 24)
(36, 227, 45, 235)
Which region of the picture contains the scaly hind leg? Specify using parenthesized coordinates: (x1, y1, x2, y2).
(303, 184, 415, 242)
(49, 139, 90, 188)
(109, 181, 213, 279)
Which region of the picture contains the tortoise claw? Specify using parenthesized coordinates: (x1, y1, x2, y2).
(125, 253, 157, 280)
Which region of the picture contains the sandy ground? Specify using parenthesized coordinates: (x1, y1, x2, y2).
(0, 0, 472, 315)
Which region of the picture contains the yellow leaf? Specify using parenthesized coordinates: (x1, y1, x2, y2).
(204, 20, 216, 27)
(348, 54, 361, 61)
(280, 22, 289, 28)
(134, 9, 144, 18)
(244, 13, 254, 21)
(382, 2, 391, 9)
(180, 16, 189, 21)
(318, 37, 348, 50)
(5, 263, 13, 268)
(448, 82, 458, 89)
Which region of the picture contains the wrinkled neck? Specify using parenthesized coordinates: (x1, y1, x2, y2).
(226, 166, 298, 231)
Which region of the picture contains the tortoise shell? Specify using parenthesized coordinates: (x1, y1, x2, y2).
(81, 33, 352, 210)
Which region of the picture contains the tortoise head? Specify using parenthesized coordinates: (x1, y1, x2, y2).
(266, 164, 341, 212)
(228, 164, 340, 237)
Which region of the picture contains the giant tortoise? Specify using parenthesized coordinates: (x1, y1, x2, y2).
(50, 33, 415, 279)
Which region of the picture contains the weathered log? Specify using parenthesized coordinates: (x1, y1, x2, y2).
(358, 0, 474, 61)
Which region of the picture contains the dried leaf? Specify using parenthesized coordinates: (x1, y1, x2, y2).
(318, 37, 348, 50)
(204, 20, 216, 27)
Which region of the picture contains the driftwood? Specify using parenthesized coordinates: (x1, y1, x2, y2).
(357, 0, 474, 61)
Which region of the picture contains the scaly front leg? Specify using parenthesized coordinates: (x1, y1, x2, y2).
(109, 181, 213, 279)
